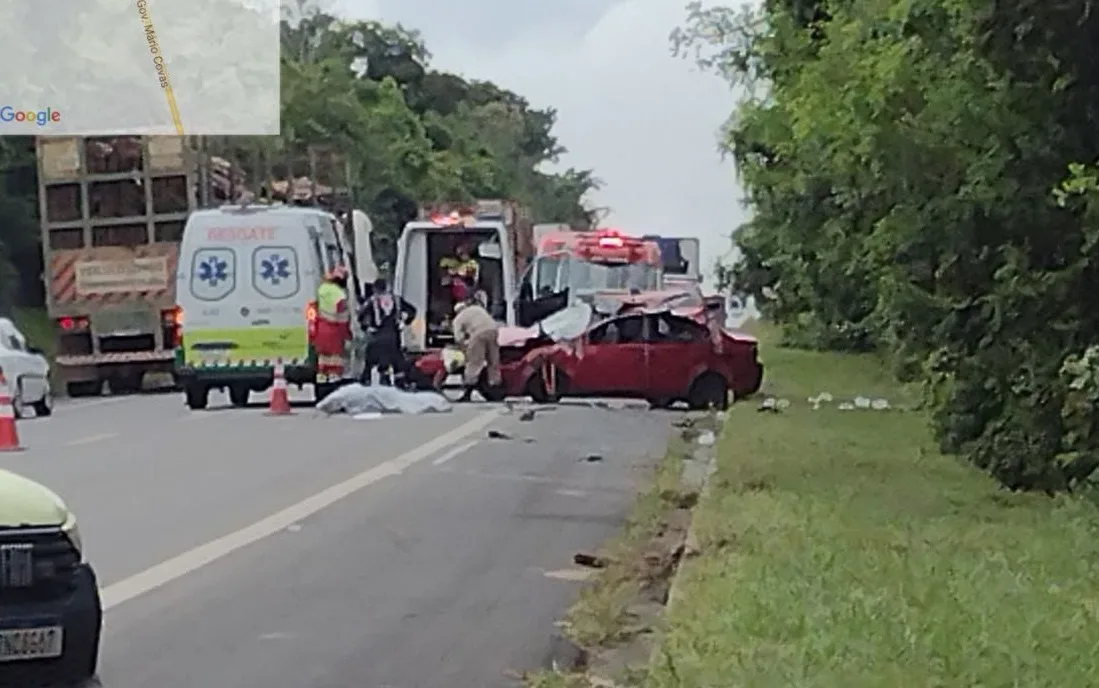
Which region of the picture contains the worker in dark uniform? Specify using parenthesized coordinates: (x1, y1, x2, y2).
(360, 277, 416, 385)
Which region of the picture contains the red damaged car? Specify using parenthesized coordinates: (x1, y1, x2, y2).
(415, 308, 763, 409)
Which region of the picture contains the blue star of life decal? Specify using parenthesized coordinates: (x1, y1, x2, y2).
(197, 256, 228, 285)
(260, 254, 291, 284)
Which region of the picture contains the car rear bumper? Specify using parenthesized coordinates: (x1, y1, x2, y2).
(739, 362, 763, 396)
(176, 364, 317, 386)
(0, 564, 101, 681)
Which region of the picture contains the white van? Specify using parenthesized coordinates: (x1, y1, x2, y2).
(173, 204, 363, 409)
(394, 209, 519, 352)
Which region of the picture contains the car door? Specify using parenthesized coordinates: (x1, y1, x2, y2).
(644, 312, 711, 399)
(565, 314, 647, 394)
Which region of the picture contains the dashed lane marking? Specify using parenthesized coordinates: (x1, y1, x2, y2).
(65, 432, 117, 446)
(431, 439, 479, 466)
(100, 409, 501, 610)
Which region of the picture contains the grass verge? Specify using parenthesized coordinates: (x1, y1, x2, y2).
(524, 431, 704, 686)
(564, 435, 689, 648)
(643, 324, 1099, 686)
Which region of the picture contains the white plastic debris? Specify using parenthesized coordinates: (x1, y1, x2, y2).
(870, 398, 890, 410)
(697, 431, 715, 446)
(316, 383, 452, 416)
(854, 396, 871, 409)
(838, 402, 855, 410)
(818, 392, 833, 402)
(775, 398, 791, 410)
(715, 411, 727, 422)
(761, 397, 777, 410)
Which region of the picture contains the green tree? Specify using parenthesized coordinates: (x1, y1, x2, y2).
(676, 0, 1099, 491)
(1, 3, 598, 311)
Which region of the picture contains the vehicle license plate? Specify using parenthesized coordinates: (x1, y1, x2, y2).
(0, 627, 63, 661)
(93, 309, 153, 336)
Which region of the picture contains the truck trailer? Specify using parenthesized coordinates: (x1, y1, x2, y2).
(37, 136, 208, 396)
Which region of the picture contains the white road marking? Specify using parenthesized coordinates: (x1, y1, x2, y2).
(100, 409, 501, 610)
(543, 568, 595, 581)
(65, 432, 117, 446)
(431, 438, 479, 466)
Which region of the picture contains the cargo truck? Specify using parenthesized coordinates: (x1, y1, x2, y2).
(37, 136, 209, 396)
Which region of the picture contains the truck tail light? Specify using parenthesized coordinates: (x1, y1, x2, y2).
(57, 316, 89, 332)
(162, 307, 182, 347)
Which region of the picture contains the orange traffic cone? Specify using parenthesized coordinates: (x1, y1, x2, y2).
(266, 361, 292, 416)
(0, 371, 23, 451)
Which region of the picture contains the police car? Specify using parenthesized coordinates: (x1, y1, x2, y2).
(0, 470, 101, 682)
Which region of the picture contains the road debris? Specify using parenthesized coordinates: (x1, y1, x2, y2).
(573, 552, 610, 568)
(518, 409, 536, 421)
(582, 453, 603, 462)
(758, 397, 790, 413)
(487, 429, 511, 440)
(697, 430, 715, 446)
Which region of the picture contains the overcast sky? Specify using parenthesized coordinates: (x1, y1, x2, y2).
(333, 0, 748, 285)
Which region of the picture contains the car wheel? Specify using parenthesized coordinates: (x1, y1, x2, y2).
(228, 384, 250, 407)
(184, 383, 208, 410)
(477, 370, 506, 402)
(527, 362, 564, 404)
(314, 382, 339, 403)
(32, 388, 53, 417)
(67, 380, 102, 398)
(687, 372, 729, 411)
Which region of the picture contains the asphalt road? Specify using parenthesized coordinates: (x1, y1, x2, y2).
(2, 389, 670, 687)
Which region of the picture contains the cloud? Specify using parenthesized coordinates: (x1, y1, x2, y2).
(335, 0, 747, 283)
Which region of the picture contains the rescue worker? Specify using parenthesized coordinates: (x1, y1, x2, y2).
(360, 277, 416, 385)
(440, 242, 479, 308)
(314, 266, 352, 381)
(451, 297, 501, 402)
